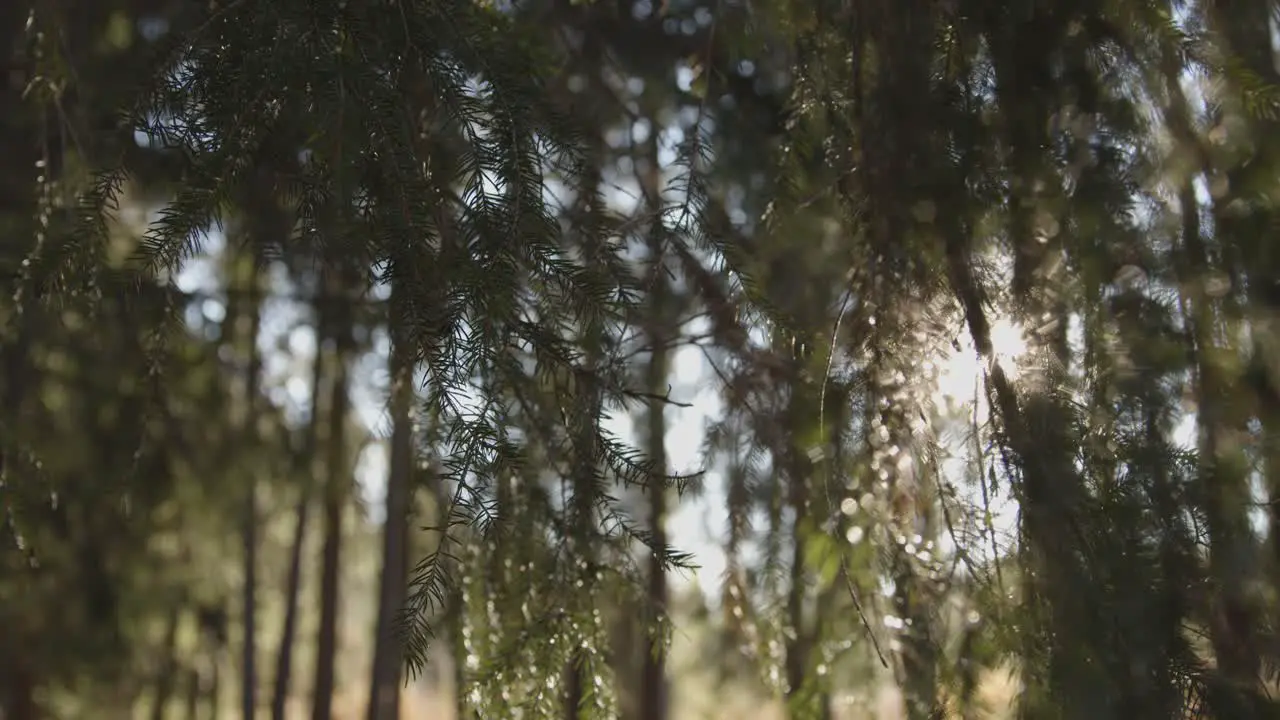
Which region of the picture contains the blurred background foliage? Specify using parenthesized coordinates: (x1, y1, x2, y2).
(4, 0, 1280, 718)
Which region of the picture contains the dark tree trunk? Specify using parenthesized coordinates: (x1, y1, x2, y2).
(312, 269, 353, 720)
(271, 324, 327, 720)
(783, 453, 808, 703)
(562, 656, 584, 720)
(150, 603, 184, 720)
(367, 297, 415, 720)
(183, 667, 200, 720)
(2, 662, 37, 720)
(270, 492, 310, 720)
(208, 656, 221, 720)
(237, 257, 264, 720)
(241, 475, 260, 720)
(311, 415, 346, 720)
(638, 89, 669, 720)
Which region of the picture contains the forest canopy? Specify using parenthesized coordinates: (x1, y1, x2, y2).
(3, 0, 1280, 718)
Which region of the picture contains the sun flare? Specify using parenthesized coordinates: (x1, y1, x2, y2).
(934, 317, 1028, 406)
(989, 317, 1029, 367)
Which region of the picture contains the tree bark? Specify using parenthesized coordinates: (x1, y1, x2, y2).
(269, 491, 310, 720)
(312, 271, 353, 720)
(638, 94, 670, 720)
(270, 315, 328, 720)
(562, 657, 585, 720)
(2, 661, 37, 720)
(367, 286, 415, 720)
(223, 236, 265, 720)
(1176, 179, 1261, 688)
(183, 667, 200, 720)
(150, 603, 185, 720)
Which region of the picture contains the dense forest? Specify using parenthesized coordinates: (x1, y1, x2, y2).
(4, 0, 1280, 717)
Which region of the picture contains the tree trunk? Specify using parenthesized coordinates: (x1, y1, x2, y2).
(854, 0, 941, 713)
(208, 655, 221, 720)
(270, 317, 328, 720)
(367, 289, 415, 720)
(244, 281, 265, 720)
(1176, 179, 1261, 688)
(312, 271, 353, 720)
(951, 6, 1099, 712)
(183, 667, 200, 720)
(269, 492, 311, 720)
(150, 603, 185, 720)
(639, 353, 670, 720)
(562, 657, 584, 720)
(223, 237, 265, 720)
(638, 96, 670, 720)
(1208, 1, 1280, 684)
(1158, 49, 1261, 679)
(241, 454, 260, 720)
(783, 404, 810, 705)
(2, 661, 37, 720)
(197, 600, 228, 720)
(561, 20, 606, 720)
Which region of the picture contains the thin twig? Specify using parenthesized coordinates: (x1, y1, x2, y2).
(818, 287, 888, 668)
(622, 385, 693, 408)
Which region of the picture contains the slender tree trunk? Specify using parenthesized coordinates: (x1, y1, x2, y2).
(270, 492, 311, 720)
(311, 399, 348, 720)
(783, 402, 810, 704)
(953, 7, 1100, 712)
(867, 335, 937, 720)
(2, 661, 37, 720)
(885, 387, 938, 720)
(853, 0, 941, 713)
(197, 601, 228, 720)
(1151, 33, 1263, 707)
(451, 587, 467, 718)
(244, 272, 265, 720)
(1176, 180, 1261, 687)
(0, 0, 37, 524)
(241, 419, 260, 720)
(367, 287, 415, 720)
(208, 655, 221, 720)
(1210, 0, 1280, 654)
(561, 20, 606, 720)
(562, 658, 584, 720)
(1159, 31, 1259, 671)
(312, 272, 353, 720)
(890, 530, 937, 720)
(1259, 368, 1280, 572)
(184, 667, 200, 720)
(813, 390, 851, 720)
(639, 351, 670, 720)
(151, 603, 185, 720)
(638, 99, 670, 720)
(270, 313, 328, 720)
(721, 431, 752, 669)
(223, 238, 265, 720)
(783, 531, 807, 704)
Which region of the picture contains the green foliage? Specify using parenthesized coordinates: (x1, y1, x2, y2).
(12, 0, 1280, 717)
